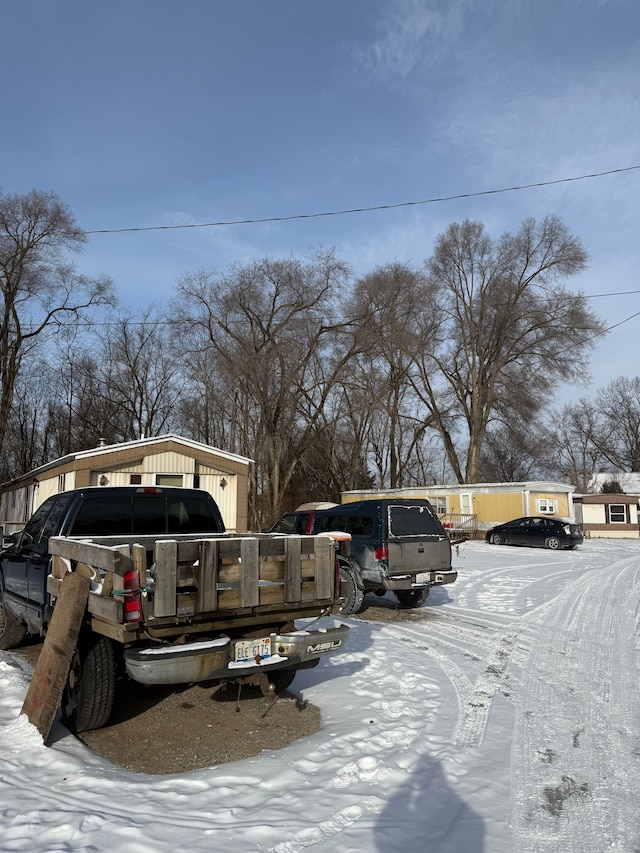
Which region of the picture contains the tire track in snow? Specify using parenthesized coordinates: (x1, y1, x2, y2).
(378, 618, 521, 749)
(510, 555, 640, 853)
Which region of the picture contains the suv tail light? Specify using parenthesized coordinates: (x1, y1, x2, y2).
(123, 569, 143, 623)
(375, 546, 388, 562)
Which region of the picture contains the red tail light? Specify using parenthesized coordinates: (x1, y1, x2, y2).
(375, 546, 388, 562)
(123, 569, 143, 623)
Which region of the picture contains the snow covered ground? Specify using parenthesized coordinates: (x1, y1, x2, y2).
(1, 538, 639, 852)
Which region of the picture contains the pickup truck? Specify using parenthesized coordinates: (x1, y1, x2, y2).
(0, 486, 349, 732)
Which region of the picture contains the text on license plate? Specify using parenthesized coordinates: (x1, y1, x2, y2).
(234, 636, 272, 663)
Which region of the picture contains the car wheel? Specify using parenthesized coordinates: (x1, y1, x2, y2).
(490, 532, 505, 545)
(339, 563, 365, 616)
(269, 668, 297, 693)
(0, 591, 27, 650)
(61, 632, 116, 733)
(545, 536, 561, 550)
(395, 586, 431, 608)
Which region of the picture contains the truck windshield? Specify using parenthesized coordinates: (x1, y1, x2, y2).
(388, 505, 443, 537)
(69, 494, 221, 536)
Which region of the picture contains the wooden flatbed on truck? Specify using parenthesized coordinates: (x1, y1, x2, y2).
(45, 532, 349, 693)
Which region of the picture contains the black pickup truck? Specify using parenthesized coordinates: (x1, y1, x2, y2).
(0, 486, 348, 731)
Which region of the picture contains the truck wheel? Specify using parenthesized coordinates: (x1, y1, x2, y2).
(395, 587, 431, 608)
(339, 565, 365, 616)
(269, 668, 296, 693)
(62, 633, 116, 733)
(0, 592, 27, 650)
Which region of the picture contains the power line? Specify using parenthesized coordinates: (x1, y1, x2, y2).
(85, 164, 640, 235)
(15, 288, 640, 330)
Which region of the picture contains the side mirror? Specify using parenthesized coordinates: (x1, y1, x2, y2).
(1, 531, 19, 550)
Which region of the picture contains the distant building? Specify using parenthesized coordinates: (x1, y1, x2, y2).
(573, 493, 639, 539)
(0, 434, 252, 534)
(341, 481, 577, 535)
(573, 472, 640, 538)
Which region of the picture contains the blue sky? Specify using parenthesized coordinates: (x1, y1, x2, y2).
(2, 0, 639, 401)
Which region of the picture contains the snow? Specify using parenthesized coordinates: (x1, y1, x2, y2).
(2, 538, 639, 852)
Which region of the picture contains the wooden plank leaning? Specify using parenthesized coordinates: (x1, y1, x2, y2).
(21, 571, 90, 743)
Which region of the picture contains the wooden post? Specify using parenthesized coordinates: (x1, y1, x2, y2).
(21, 571, 90, 743)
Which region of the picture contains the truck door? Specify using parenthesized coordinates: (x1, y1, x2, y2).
(27, 493, 74, 609)
(1, 498, 56, 619)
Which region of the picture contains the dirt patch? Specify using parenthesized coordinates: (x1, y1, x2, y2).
(13, 599, 409, 775)
(15, 641, 322, 775)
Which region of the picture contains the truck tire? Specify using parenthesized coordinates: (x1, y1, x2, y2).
(0, 591, 27, 650)
(62, 633, 116, 733)
(339, 564, 365, 616)
(269, 668, 297, 693)
(395, 586, 431, 608)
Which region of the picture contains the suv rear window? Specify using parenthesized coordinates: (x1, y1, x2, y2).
(388, 505, 443, 537)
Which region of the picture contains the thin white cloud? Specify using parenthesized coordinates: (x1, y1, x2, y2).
(353, 0, 466, 80)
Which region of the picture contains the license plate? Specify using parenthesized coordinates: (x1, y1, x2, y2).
(415, 572, 432, 584)
(234, 636, 272, 663)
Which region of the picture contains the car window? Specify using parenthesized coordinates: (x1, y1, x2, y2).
(133, 496, 167, 534)
(271, 514, 297, 533)
(14, 499, 56, 554)
(316, 514, 350, 533)
(70, 496, 134, 536)
(293, 514, 311, 534)
(388, 505, 443, 537)
(167, 496, 222, 533)
(37, 493, 75, 554)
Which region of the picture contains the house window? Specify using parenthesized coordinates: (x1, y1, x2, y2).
(606, 504, 628, 524)
(537, 498, 556, 514)
(428, 496, 447, 515)
(58, 473, 66, 493)
(155, 474, 184, 487)
(130, 474, 142, 485)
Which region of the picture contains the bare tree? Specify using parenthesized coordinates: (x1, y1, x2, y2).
(98, 310, 184, 440)
(0, 189, 115, 457)
(593, 376, 640, 472)
(175, 250, 357, 527)
(477, 423, 551, 482)
(344, 263, 442, 487)
(547, 403, 605, 492)
(416, 216, 605, 483)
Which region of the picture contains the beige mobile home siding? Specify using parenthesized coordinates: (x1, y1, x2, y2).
(0, 435, 251, 535)
(574, 494, 639, 539)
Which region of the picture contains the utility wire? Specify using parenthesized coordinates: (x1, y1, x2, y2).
(85, 165, 640, 235)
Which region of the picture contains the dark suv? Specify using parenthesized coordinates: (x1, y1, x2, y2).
(311, 499, 456, 614)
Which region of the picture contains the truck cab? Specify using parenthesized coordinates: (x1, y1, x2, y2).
(0, 486, 225, 640)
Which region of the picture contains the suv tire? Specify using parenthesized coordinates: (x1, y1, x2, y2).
(395, 587, 431, 608)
